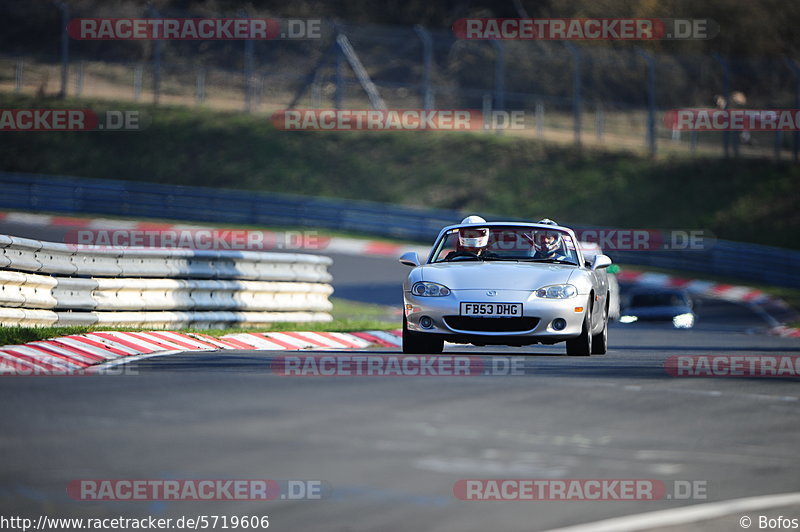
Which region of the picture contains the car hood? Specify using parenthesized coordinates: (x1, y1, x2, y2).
(419, 261, 576, 291)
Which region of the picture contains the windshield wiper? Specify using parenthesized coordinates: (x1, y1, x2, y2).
(436, 253, 484, 263)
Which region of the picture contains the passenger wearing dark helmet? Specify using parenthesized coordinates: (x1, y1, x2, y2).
(532, 218, 568, 261)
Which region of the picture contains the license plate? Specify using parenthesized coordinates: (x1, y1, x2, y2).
(460, 302, 522, 317)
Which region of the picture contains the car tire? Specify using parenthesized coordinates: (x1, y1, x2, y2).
(402, 316, 444, 354)
(591, 300, 609, 355)
(566, 305, 592, 356)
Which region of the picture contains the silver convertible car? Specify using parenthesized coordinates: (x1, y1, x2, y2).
(400, 218, 613, 356)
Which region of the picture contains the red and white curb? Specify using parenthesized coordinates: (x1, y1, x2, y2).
(617, 270, 800, 337)
(0, 210, 428, 258)
(617, 270, 769, 303)
(768, 325, 800, 338)
(0, 329, 403, 375)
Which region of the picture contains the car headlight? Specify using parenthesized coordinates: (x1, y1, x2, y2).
(411, 282, 451, 297)
(535, 284, 577, 299)
(673, 313, 695, 329)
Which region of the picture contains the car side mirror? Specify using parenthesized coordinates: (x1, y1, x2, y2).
(399, 251, 421, 267)
(591, 254, 612, 271)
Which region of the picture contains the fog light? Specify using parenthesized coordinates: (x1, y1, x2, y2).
(420, 316, 434, 329)
(552, 318, 567, 331)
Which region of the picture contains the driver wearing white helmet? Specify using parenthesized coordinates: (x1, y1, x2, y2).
(445, 215, 497, 261)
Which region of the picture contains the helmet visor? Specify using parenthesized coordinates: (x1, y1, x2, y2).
(459, 228, 489, 248)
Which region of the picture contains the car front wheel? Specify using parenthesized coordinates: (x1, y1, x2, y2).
(402, 316, 444, 354)
(591, 300, 609, 355)
(566, 305, 592, 356)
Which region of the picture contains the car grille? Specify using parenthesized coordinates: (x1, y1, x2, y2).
(443, 316, 539, 333)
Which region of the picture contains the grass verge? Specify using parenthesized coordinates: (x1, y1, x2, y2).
(1, 93, 799, 250)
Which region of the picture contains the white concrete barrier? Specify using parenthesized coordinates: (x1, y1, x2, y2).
(51, 278, 99, 310)
(0, 270, 28, 308)
(21, 273, 57, 309)
(116, 248, 173, 278)
(82, 310, 331, 328)
(2, 237, 43, 272)
(35, 241, 78, 275)
(0, 307, 58, 327)
(70, 248, 123, 276)
(0, 271, 58, 309)
(0, 235, 13, 268)
(0, 234, 335, 328)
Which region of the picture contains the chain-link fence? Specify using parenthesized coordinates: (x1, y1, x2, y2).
(3, 3, 799, 160)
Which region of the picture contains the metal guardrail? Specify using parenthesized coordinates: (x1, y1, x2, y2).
(1, 172, 798, 289)
(0, 232, 333, 327)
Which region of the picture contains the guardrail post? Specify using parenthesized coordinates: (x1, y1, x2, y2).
(713, 53, 732, 158)
(784, 57, 800, 163)
(482, 93, 492, 130)
(133, 64, 143, 101)
(56, 1, 69, 98)
(564, 42, 582, 147)
(311, 81, 321, 108)
(637, 49, 657, 157)
(147, 5, 162, 104)
(595, 103, 605, 141)
(414, 25, 434, 111)
(491, 40, 506, 113)
(15, 59, 23, 93)
(195, 66, 205, 105)
(334, 32, 344, 109)
(535, 99, 544, 138)
(75, 60, 85, 97)
(241, 10, 255, 112)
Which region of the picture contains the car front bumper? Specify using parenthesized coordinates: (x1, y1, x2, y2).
(404, 289, 589, 345)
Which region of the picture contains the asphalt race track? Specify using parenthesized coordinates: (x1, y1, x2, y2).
(2, 219, 800, 531)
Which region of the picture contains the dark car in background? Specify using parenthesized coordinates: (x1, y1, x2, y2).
(620, 287, 696, 328)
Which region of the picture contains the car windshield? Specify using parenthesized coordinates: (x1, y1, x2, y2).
(430, 226, 580, 264)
